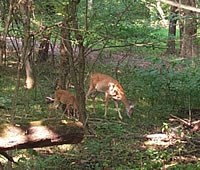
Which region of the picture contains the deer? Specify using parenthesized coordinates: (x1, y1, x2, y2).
(86, 73, 134, 119)
(53, 89, 79, 118)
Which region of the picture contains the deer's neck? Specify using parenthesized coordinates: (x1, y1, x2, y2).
(121, 96, 130, 110)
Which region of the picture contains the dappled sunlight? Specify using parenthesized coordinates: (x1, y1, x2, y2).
(0, 124, 26, 147)
(139, 112, 200, 169)
(162, 155, 199, 170)
(1, 39, 200, 169)
(27, 122, 58, 141)
(0, 118, 84, 168)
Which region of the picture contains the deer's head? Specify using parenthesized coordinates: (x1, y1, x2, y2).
(126, 102, 135, 118)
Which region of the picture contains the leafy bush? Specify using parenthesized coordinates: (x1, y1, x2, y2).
(118, 57, 200, 118)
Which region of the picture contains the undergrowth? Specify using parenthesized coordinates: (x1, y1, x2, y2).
(0, 56, 200, 169)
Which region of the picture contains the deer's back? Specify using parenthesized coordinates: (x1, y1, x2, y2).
(55, 89, 74, 103)
(90, 73, 124, 93)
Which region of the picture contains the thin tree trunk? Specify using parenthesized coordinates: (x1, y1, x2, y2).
(20, 0, 35, 89)
(58, 16, 71, 90)
(59, 0, 87, 124)
(0, 0, 14, 66)
(67, 0, 87, 124)
(38, 33, 51, 62)
(179, 19, 184, 53)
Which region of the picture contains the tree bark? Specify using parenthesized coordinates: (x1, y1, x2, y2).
(58, 0, 87, 124)
(19, 0, 36, 89)
(58, 16, 71, 90)
(0, 0, 14, 66)
(166, 6, 178, 54)
(180, 0, 198, 58)
(0, 120, 84, 151)
(37, 33, 51, 62)
(69, 0, 87, 124)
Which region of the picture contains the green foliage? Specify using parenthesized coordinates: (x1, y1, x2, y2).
(82, 0, 151, 48)
(1, 0, 200, 169)
(1, 57, 200, 169)
(168, 163, 200, 170)
(120, 57, 200, 111)
(1, 0, 169, 51)
(0, 96, 12, 109)
(16, 151, 69, 170)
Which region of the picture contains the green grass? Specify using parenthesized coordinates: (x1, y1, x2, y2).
(0, 56, 200, 169)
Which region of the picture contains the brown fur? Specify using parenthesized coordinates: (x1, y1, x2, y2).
(53, 89, 79, 118)
(86, 73, 134, 119)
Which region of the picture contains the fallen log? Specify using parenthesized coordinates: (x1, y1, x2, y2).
(0, 119, 84, 151)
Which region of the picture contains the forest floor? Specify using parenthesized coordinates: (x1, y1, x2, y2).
(0, 53, 200, 169)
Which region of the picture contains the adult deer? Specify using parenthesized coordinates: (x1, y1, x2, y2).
(86, 73, 134, 119)
(53, 89, 79, 118)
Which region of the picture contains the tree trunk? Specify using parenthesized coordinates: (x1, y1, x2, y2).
(68, 0, 87, 124)
(20, 0, 35, 89)
(179, 19, 184, 53)
(58, 16, 72, 90)
(58, 0, 87, 124)
(37, 33, 51, 62)
(180, 0, 198, 58)
(166, 6, 178, 55)
(0, 0, 14, 66)
(0, 1, 6, 25)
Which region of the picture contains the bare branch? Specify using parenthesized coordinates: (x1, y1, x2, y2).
(160, 0, 200, 13)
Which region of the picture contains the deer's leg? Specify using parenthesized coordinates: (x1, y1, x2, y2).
(91, 94, 96, 113)
(71, 104, 77, 118)
(53, 99, 60, 109)
(114, 100, 122, 120)
(73, 108, 76, 118)
(89, 92, 98, 113)
(73, 102, 79, 119)
(104, 93, 110, 118)
(60, 104, 67, 118)
(86, 86, 95, 100)
(86, 86, 98, 113)
(67, 105, 71, 118)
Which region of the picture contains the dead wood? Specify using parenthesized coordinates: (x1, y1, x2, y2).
(0, 151, 18, 164)
(146, 133, 169, 141)
(0, 119, 84, 151)
(169, 114, 192, 127)
(191, 120, 200, 132)
(170, 114, 200, 132)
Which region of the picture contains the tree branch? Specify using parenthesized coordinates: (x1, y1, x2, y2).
(160, 0, 200, 13)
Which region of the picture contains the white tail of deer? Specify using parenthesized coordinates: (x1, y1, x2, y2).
(53, 89, 79, 118)
(86, 73, 134, 119)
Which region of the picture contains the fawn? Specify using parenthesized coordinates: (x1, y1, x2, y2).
(53, 89, 79, 118)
